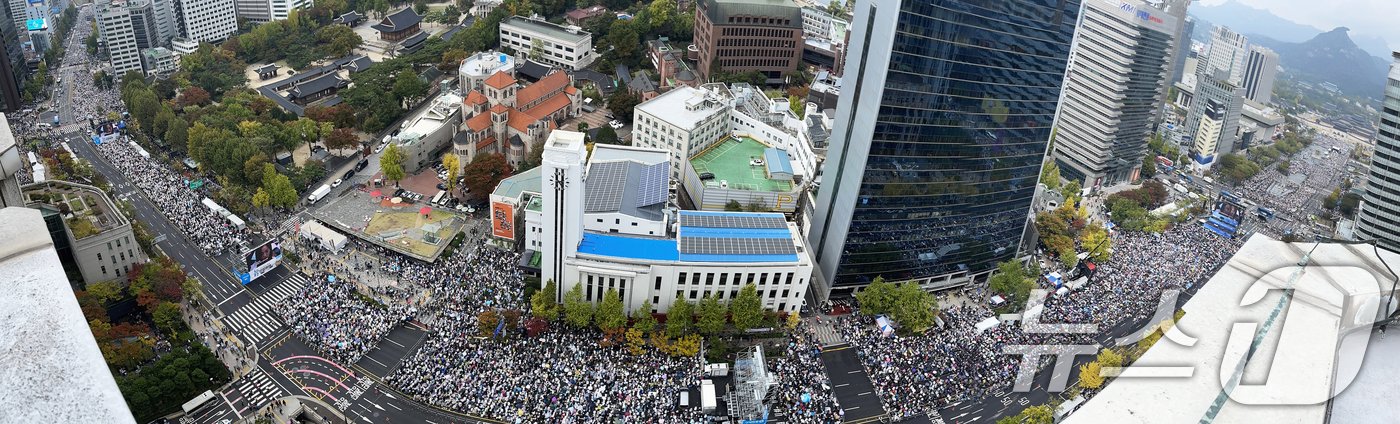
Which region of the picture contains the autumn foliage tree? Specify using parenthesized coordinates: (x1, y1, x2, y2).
(463, 153, 513, 199)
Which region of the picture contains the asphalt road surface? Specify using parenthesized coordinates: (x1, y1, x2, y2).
(821, 344, 886, 423)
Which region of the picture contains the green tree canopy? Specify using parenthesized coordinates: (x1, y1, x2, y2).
(988, 260, 1033, 305)
(596, 288, 627, 331)
(633, 300, 657, 331)
(563, 283, 593, 328)
(854, 277, 898, 315)
(729, 284, 765, 330)
(891, 282, 938, 332)
(665, 295, 694, 338)
(530, 279, 560, 319)
(696, 293, 728, 335)
(380, 143, 406, 183)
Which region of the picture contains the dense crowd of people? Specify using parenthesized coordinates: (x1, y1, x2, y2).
(94, 138, 250, 256)
(1236, 135, 1354, 239)
(767, 324, 844, 423)
(276, 270, 414, 364)
(834, 221, 1242, 419)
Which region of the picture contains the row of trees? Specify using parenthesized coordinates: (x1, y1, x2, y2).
(853, 277, 940, 333)
(76, 256, 229, 422)
(1104, 181, 1171, 234)
(224, 10, 363, 69)
(527, 279, 784, 344)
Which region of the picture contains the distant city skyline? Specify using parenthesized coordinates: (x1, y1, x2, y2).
(1197, 0, 1398, 53)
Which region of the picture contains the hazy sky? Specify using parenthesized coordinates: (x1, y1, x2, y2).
(1198, 0, 1399, 51)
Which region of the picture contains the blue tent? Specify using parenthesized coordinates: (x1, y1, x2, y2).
(92, 135, 101, 145)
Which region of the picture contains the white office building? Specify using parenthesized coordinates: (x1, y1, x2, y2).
(1051, 0, 1177, 187)
(632, 85, 731, 180)
(1356, 52, 1400, 252)
(1241, 45, 1279, 105)
(498, 15, 596, 70)
(538, 132, 813, 314)
(236, 0, 311, 23)
(174, 0, 237, 43)
(96, 0, 145, 80)
(1196, 26, 1249, 86)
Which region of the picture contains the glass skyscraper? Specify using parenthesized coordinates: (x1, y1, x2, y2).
(808, 0, 1081, 298)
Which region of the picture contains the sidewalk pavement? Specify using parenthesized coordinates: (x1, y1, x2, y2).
(183, 296, 257, 379)
(243, 395, 348, 424)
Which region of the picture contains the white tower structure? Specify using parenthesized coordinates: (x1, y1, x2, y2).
(541, 130, 587, 300)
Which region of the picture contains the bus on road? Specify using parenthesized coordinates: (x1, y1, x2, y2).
(181, 390, 217, 413)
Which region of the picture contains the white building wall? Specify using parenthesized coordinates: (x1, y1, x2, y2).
(176, 0, 237, 43)
(524, 207, 542, 251)
(541, 131, 587, 297)
(98, 2, 145, 79)
(581, 211, 668, 237)
(563, 226, 814, 315)
(498, 18, 596, 70)
(633, 102, 729, 180)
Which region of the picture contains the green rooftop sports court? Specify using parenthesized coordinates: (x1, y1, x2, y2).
(689, 136, 794, 192)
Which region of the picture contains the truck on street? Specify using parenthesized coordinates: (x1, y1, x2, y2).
(308, 184, 332, 203)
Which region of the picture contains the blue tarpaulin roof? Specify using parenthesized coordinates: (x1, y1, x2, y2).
(763, 148, 793, 177)
(577, 233, 679, 261)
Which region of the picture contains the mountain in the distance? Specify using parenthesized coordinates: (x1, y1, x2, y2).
(1249, 27, 1389, 99)
(1190, 0, 1394, 59)
(1189, 0, 1320, 43)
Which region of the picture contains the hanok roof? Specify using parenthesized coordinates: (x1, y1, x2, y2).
(345, 56, 374, 73)
(516, 71, 570, 107)
(400, 30, 425, 48)
(484, 71, 516, 90)
(516, 60, 552, 82)
(256, 63, 279, 74)
(289, 73, 347, 98)
(438, 24, 465, 41)
(372, 8, 422, 33)
(335, 11, 363, 25)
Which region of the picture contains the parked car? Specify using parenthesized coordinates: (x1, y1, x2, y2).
(436, 182, 447, 190)
(374, 143, 386, 153)
(331, 178, 343, 188)
(343, 169, 355, 179)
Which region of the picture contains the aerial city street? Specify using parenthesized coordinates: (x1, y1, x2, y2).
(1, 0, 1398, 423)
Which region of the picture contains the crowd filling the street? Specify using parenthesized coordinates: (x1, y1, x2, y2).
(13, 3, 1380, 423)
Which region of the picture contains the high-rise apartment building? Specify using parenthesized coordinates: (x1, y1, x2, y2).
(1354, 52, 1400, 252)
(174, 0, 236, 43)
(0, 0, 22, 112)
(1241, 45, 1278, 105)
(1053, 0, 1178, 187)
(1171, 16, 1195, 83)
(127, 0, 159, 49)
(807, 0, 1081, 298)
(236, 0, 312, 24)
(694, 0, 803, 85)
(151, 0, 176, 45)
(1196, 26, 1248, 85)
(1185, 68, 1244, 167)
(96, 0, 145, 79)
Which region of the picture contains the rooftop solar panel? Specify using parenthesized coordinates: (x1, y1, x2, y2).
(585, 161, 627, 212)
(635, 161, 669, 207)
(682, 213, 787, 229)
(679, 236, 796, 256)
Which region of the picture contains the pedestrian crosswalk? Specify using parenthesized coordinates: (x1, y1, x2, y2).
(279, 213, 304, 235)
(224, 273, 308, 345)
(223, 367, 283, 414)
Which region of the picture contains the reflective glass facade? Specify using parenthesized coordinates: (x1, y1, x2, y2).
(811, 0, 1080, 294)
